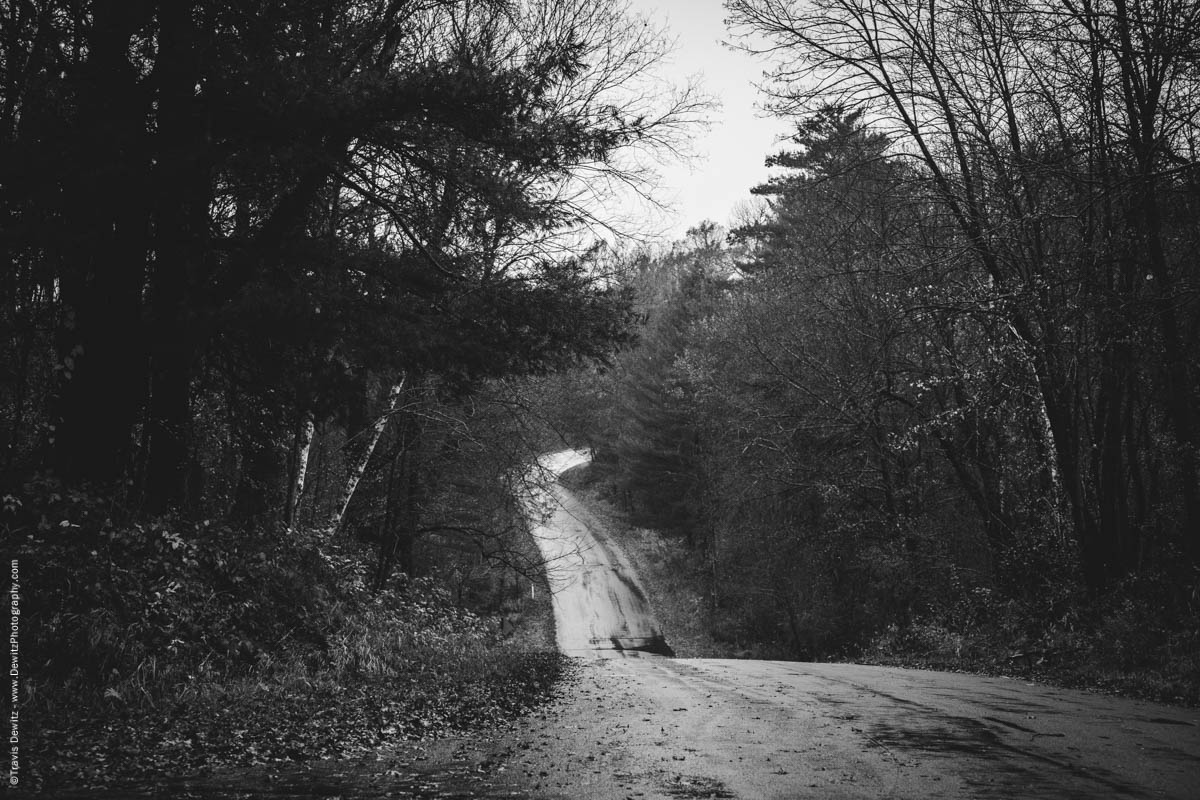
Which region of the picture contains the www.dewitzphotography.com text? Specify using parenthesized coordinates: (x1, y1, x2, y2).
(9, 558, 19, 788)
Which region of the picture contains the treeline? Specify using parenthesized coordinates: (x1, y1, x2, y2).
(582, 0, 1199, 693)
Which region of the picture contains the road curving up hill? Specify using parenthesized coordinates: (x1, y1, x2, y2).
(520, 449, 673, 656)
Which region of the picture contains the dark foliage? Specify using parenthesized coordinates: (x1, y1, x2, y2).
(0, 0, 695, 790)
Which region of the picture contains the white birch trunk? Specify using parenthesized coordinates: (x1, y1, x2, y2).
(286, 412, 316, 532)
(329, 376, 406, 534)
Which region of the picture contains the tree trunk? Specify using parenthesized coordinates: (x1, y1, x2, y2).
(1096, 343, 1134, 584)
(372, 435, 419, 592)
(286, 412, 316, 531)
(1109, 0, 1200, 565)
(329, 376, 406, 534)
(52, 0, 153, 488)
(144, 0, 209, 512)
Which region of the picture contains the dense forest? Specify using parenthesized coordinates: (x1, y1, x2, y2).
(3, 0, 1199, 791)
(564, 0, 1200, 699)
(0, 0, 702, 789)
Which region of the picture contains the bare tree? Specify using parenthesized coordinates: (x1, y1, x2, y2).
(726, 0, 1200, 587)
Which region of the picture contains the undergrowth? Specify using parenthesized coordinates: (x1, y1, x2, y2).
(6, 475, 563, 794)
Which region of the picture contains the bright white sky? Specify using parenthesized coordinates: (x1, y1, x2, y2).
(627, 0, 792, 241)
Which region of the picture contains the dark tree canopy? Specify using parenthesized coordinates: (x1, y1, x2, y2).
(0, 0, 696, 516)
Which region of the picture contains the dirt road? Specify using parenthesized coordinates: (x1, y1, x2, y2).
(470, 449, 1200, 799)
(520, 449, 671, 656)
(393, 654, 1198, 799)
(166, 651, 1200, 799)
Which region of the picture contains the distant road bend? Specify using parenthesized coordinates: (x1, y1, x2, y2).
(498, 448, 1200, 799)
(521, 448, 672, 656)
